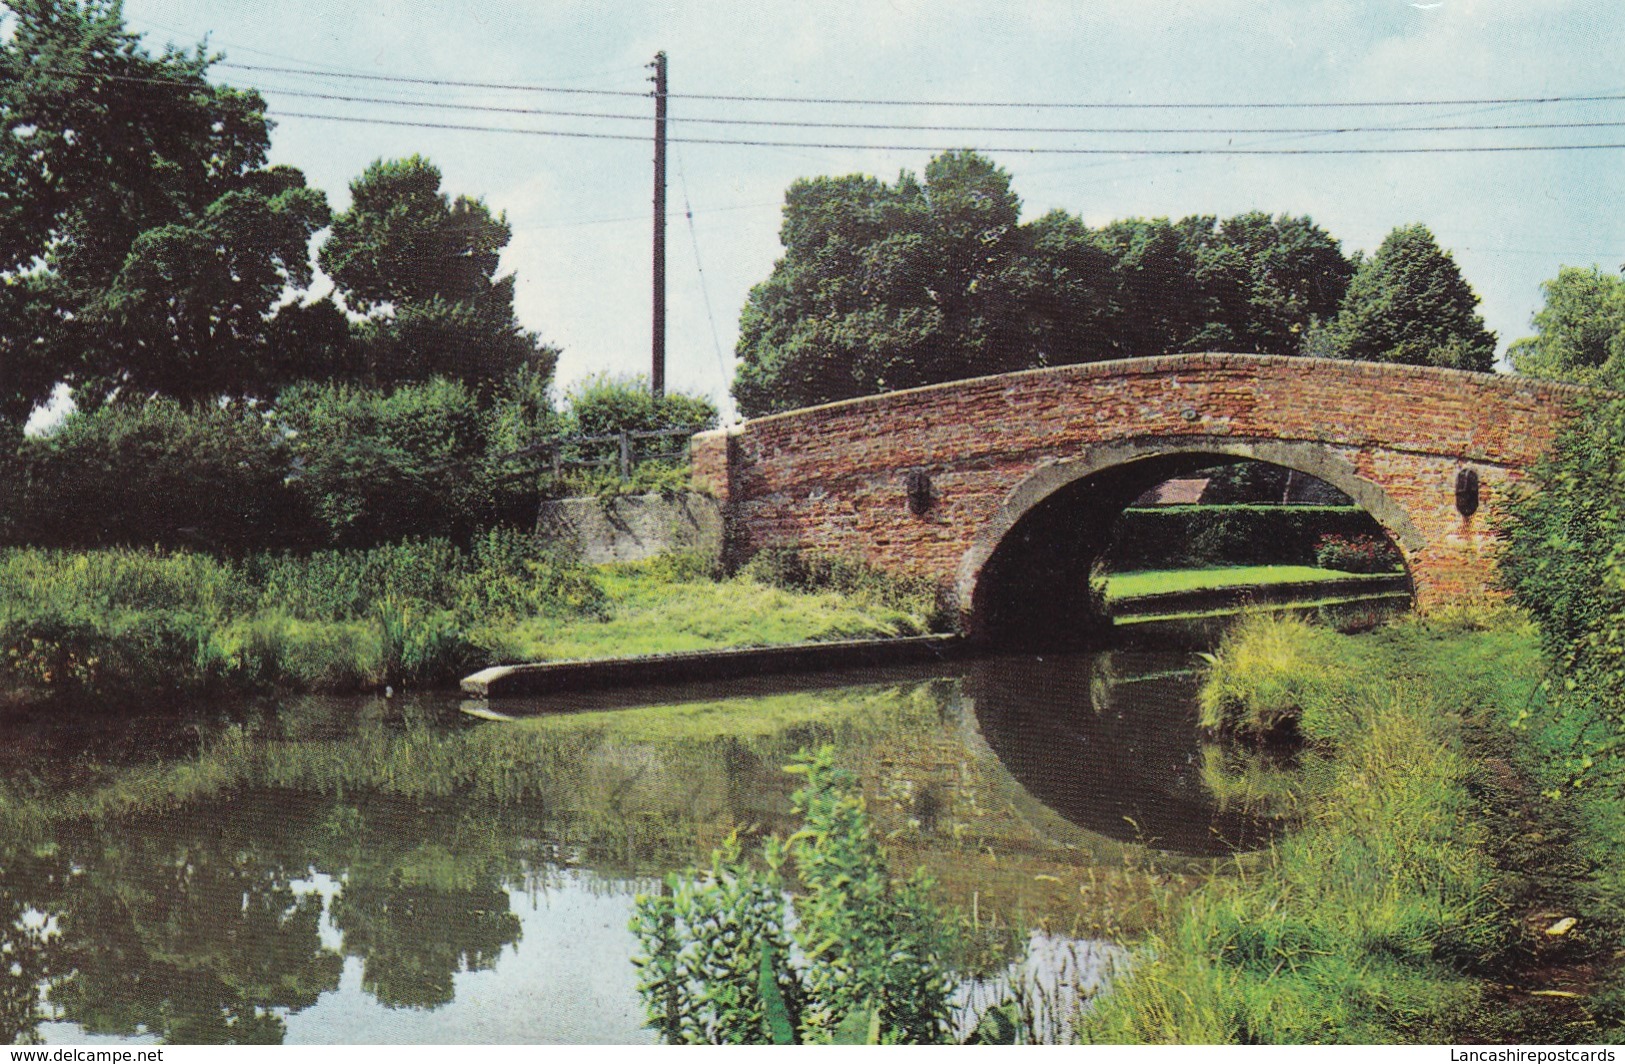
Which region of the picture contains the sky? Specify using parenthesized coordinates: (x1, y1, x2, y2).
(95, 1, 1625, 420)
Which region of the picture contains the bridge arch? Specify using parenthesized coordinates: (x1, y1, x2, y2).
(955, 436, 1421, 641)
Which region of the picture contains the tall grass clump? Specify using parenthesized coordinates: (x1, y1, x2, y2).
(0, 547, 254, 619)
(1196, 615, 1351, 741)
(1083, 618, 1539, 1044)
(0, 535, 612, 703)
(2, 537, 940, 706)
(741, 548, 951, 634)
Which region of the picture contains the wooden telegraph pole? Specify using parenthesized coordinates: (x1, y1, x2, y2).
(650, 51, 668, 400)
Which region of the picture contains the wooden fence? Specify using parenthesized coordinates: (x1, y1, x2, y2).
(488, 426, 697, 483)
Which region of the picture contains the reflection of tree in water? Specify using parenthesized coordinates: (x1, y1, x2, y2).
(36, 800, 344, 1044)
(332, 875, 521, 1009)
(0, 789, 536, 1039)
(320, 798, 525, 1010)
(0, 847, 65, 1045)
(969, 652, 1278, 855)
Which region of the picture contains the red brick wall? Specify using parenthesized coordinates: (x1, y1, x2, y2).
(696, 354, 1582, 618)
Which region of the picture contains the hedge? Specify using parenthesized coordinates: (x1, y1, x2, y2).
(1104, 505, 1395, 571)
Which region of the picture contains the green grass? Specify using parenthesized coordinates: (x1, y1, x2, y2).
(0, 545, 936, 707)
(1082, 612, 1619, 1044)
(1106, 565, 1395, 601)
(1116, 592, 1411, 626)
(499, 576, 929, 662)
(1196, 614, 1352, 738)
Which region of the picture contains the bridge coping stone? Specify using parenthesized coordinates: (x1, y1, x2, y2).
(729, 352, 1589, 429)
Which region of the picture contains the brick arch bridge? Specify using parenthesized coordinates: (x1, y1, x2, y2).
(690, 353, 1581, 639)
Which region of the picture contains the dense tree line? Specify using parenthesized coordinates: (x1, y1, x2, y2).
(1509, 266, 1625, 387)
(733, 151, 1497, 415)
(0, 0, 715, 551)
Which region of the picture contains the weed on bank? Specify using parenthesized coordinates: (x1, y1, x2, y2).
(1083, 613, 1623, 1043)
(0, 543, 939, 708)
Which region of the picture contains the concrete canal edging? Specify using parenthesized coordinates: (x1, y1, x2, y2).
(462, 576, 1410, 700)
(1107, 573, 1410, 620)
(461, 634, 967, 698)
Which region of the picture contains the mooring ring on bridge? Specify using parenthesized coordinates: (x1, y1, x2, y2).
(904, 469, 933, 516)
(1455, 467, 1480, 517)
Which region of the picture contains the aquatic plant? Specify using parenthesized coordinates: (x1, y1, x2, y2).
(631, 747, 958, 1044)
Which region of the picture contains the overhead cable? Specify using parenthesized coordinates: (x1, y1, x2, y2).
(219, 82, 1625, 136)
(272, 110, 1625, 154)
(219, 62, 1625, 111)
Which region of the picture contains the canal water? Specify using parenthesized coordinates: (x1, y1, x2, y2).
(0, 649, 1278, 1044)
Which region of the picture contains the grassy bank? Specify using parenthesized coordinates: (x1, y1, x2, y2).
(1105, 565, 1395, 602)
(0, 543, 941, 710)
(1082, 613, 1624, 1043)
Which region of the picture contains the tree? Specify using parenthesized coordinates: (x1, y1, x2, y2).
(1324, 224, 1496, 371)
(1018, 209, 1121, 365)
(0, 0, 337, 418)
(320, 156, 556, 394)
(1182, 212, 1355, 357)
(1089, 216, 1212, 356)
(9, 398, 308, 550)
(732, 151, 1359, 417)
(74, 169, 332, 403)
(1508, 266, 1625, 387)
(733, 152, 1035, 417)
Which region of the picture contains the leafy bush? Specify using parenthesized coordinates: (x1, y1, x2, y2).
(563, 373, 718, 440)
(549, 461, 697, 500)
(1498, 392, 1625, 777)
(277, 378, 497, 547)
(8, 398, 311, 551)
(0, 607, 219, 704)
(1314, 533, 1403, 574)
(551, 374, 719, 496)
(631, 748, 956, 1044)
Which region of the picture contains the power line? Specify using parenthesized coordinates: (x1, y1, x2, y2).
(671, 90, 1625, 111)
(674, 145, 731, 391)
(220, 61, 1625, 111)
(220, 61, 651, 98)
(232, 82, 1625, 136)
(273, 109, 1625, 155)
(34, 66, 1625, 138)
(520, 201, 779, 232)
